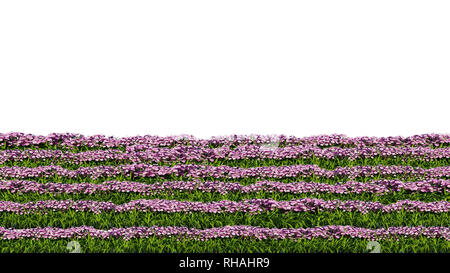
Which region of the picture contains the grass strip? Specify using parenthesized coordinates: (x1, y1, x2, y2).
(0, 210, 447, 229)
(0, 191, 447, 204)
(0, 173, 448, 185)
(0, 236, 447, 253)
(1, 157, 449, 170)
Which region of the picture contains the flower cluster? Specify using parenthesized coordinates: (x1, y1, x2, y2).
(0, 164, 448, 180)
(0, 225, 448, 241)
(0, 198, 448, 214)
(1, 133, 448, 149)
(1, 145, 449, 164)
(1, 179, 448, 195)
(0, 133, 448, 252)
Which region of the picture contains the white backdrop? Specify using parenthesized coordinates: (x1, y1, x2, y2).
(1, 1, 449, 138)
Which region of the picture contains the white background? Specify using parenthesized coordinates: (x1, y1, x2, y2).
(0, 1, 449, 138)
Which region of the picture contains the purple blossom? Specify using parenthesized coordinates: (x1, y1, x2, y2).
(0, 145, 449, 164)
(0, 164, 448, 180)
(0, 198, 447, 214)
(1, 179, 448, 195)
(0, 132, 448, 249)
(0, 225, 448, 241)
(1, 133, 448, 149)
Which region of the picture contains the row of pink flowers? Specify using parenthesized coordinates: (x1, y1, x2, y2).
(0, 225, 448, 241)
(1, 179, 448, 195)
(0, 164, 448, 180)
(0, 198, 448, 214)
(1, 146, 449, 164)
(1, 133, 449, 149)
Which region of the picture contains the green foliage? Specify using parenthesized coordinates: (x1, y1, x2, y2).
(1, 210, 448, 229)
(0, 237, 447, 253)
(0, 145, 448, 253)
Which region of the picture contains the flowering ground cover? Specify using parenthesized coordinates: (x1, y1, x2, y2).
(0, 133, 448, 253)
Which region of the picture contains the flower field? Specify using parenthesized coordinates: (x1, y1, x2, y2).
(0, 133, 449, 253)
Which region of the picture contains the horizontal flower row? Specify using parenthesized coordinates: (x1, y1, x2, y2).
(1, 179, 448, 195)
(1, 146, 449, 164)
(0, 225, 448, 241)
(0, 164, 448, 180)
(0, 198, 448, 214)
(1, 133, 449, 149)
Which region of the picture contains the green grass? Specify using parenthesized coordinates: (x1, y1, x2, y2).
(1, 156, 449, 170)
(0, 237, 447, 253)
(0, 190, 448, 204)
(0, 173, 445, 185)
(1, 210, 448, 229)
(0, 142, 448, 253)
